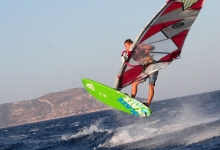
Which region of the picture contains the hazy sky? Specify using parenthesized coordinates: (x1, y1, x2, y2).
(1, 0, 220, 104)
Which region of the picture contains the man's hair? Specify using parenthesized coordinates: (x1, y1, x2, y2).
(124, 39, 133, 44)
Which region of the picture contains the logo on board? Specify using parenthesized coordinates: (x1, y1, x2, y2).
(86, 83, 95, 91)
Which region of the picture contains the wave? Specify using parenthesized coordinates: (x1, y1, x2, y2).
(61, 119, 111, 141)
(97, 94, 220, 149)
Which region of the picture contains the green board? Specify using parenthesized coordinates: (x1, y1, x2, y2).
(82, 78, 152, 117)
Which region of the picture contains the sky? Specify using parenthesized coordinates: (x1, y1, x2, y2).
(1, 0, 220, 104)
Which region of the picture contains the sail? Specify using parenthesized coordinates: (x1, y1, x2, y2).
(114, 0, 205, 90)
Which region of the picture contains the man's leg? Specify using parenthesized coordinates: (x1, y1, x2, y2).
(131, 81, 140, 98)
(145, 71, 158, 107)
(146, 84, 154, 107)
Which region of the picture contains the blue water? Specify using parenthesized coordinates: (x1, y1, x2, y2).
(1, 91, 220, 150)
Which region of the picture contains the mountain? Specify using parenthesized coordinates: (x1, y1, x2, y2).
(0, 88, 110, 129)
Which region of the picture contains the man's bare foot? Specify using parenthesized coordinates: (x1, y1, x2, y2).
(142, 102, 149, 107)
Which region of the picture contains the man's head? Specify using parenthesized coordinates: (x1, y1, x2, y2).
(124, 39, 133, 51)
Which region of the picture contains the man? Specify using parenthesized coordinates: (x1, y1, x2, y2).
(124, 39, 133, 56)
(123, 39, 159, 107)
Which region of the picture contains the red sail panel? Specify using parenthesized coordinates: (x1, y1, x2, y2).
(139, 20, 181, 43)
(172, 30, 189, 50)
(120, 66, 143, 88)
(161, 2, 183, 16)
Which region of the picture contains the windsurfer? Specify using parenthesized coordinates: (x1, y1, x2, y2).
(124, 39, 133, 56)
(124, 39, 159, 107)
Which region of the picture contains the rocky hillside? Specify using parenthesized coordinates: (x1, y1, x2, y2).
(0, 88, 110, 128)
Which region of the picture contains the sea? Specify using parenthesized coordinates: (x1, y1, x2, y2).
(1, 90, 220, 150)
